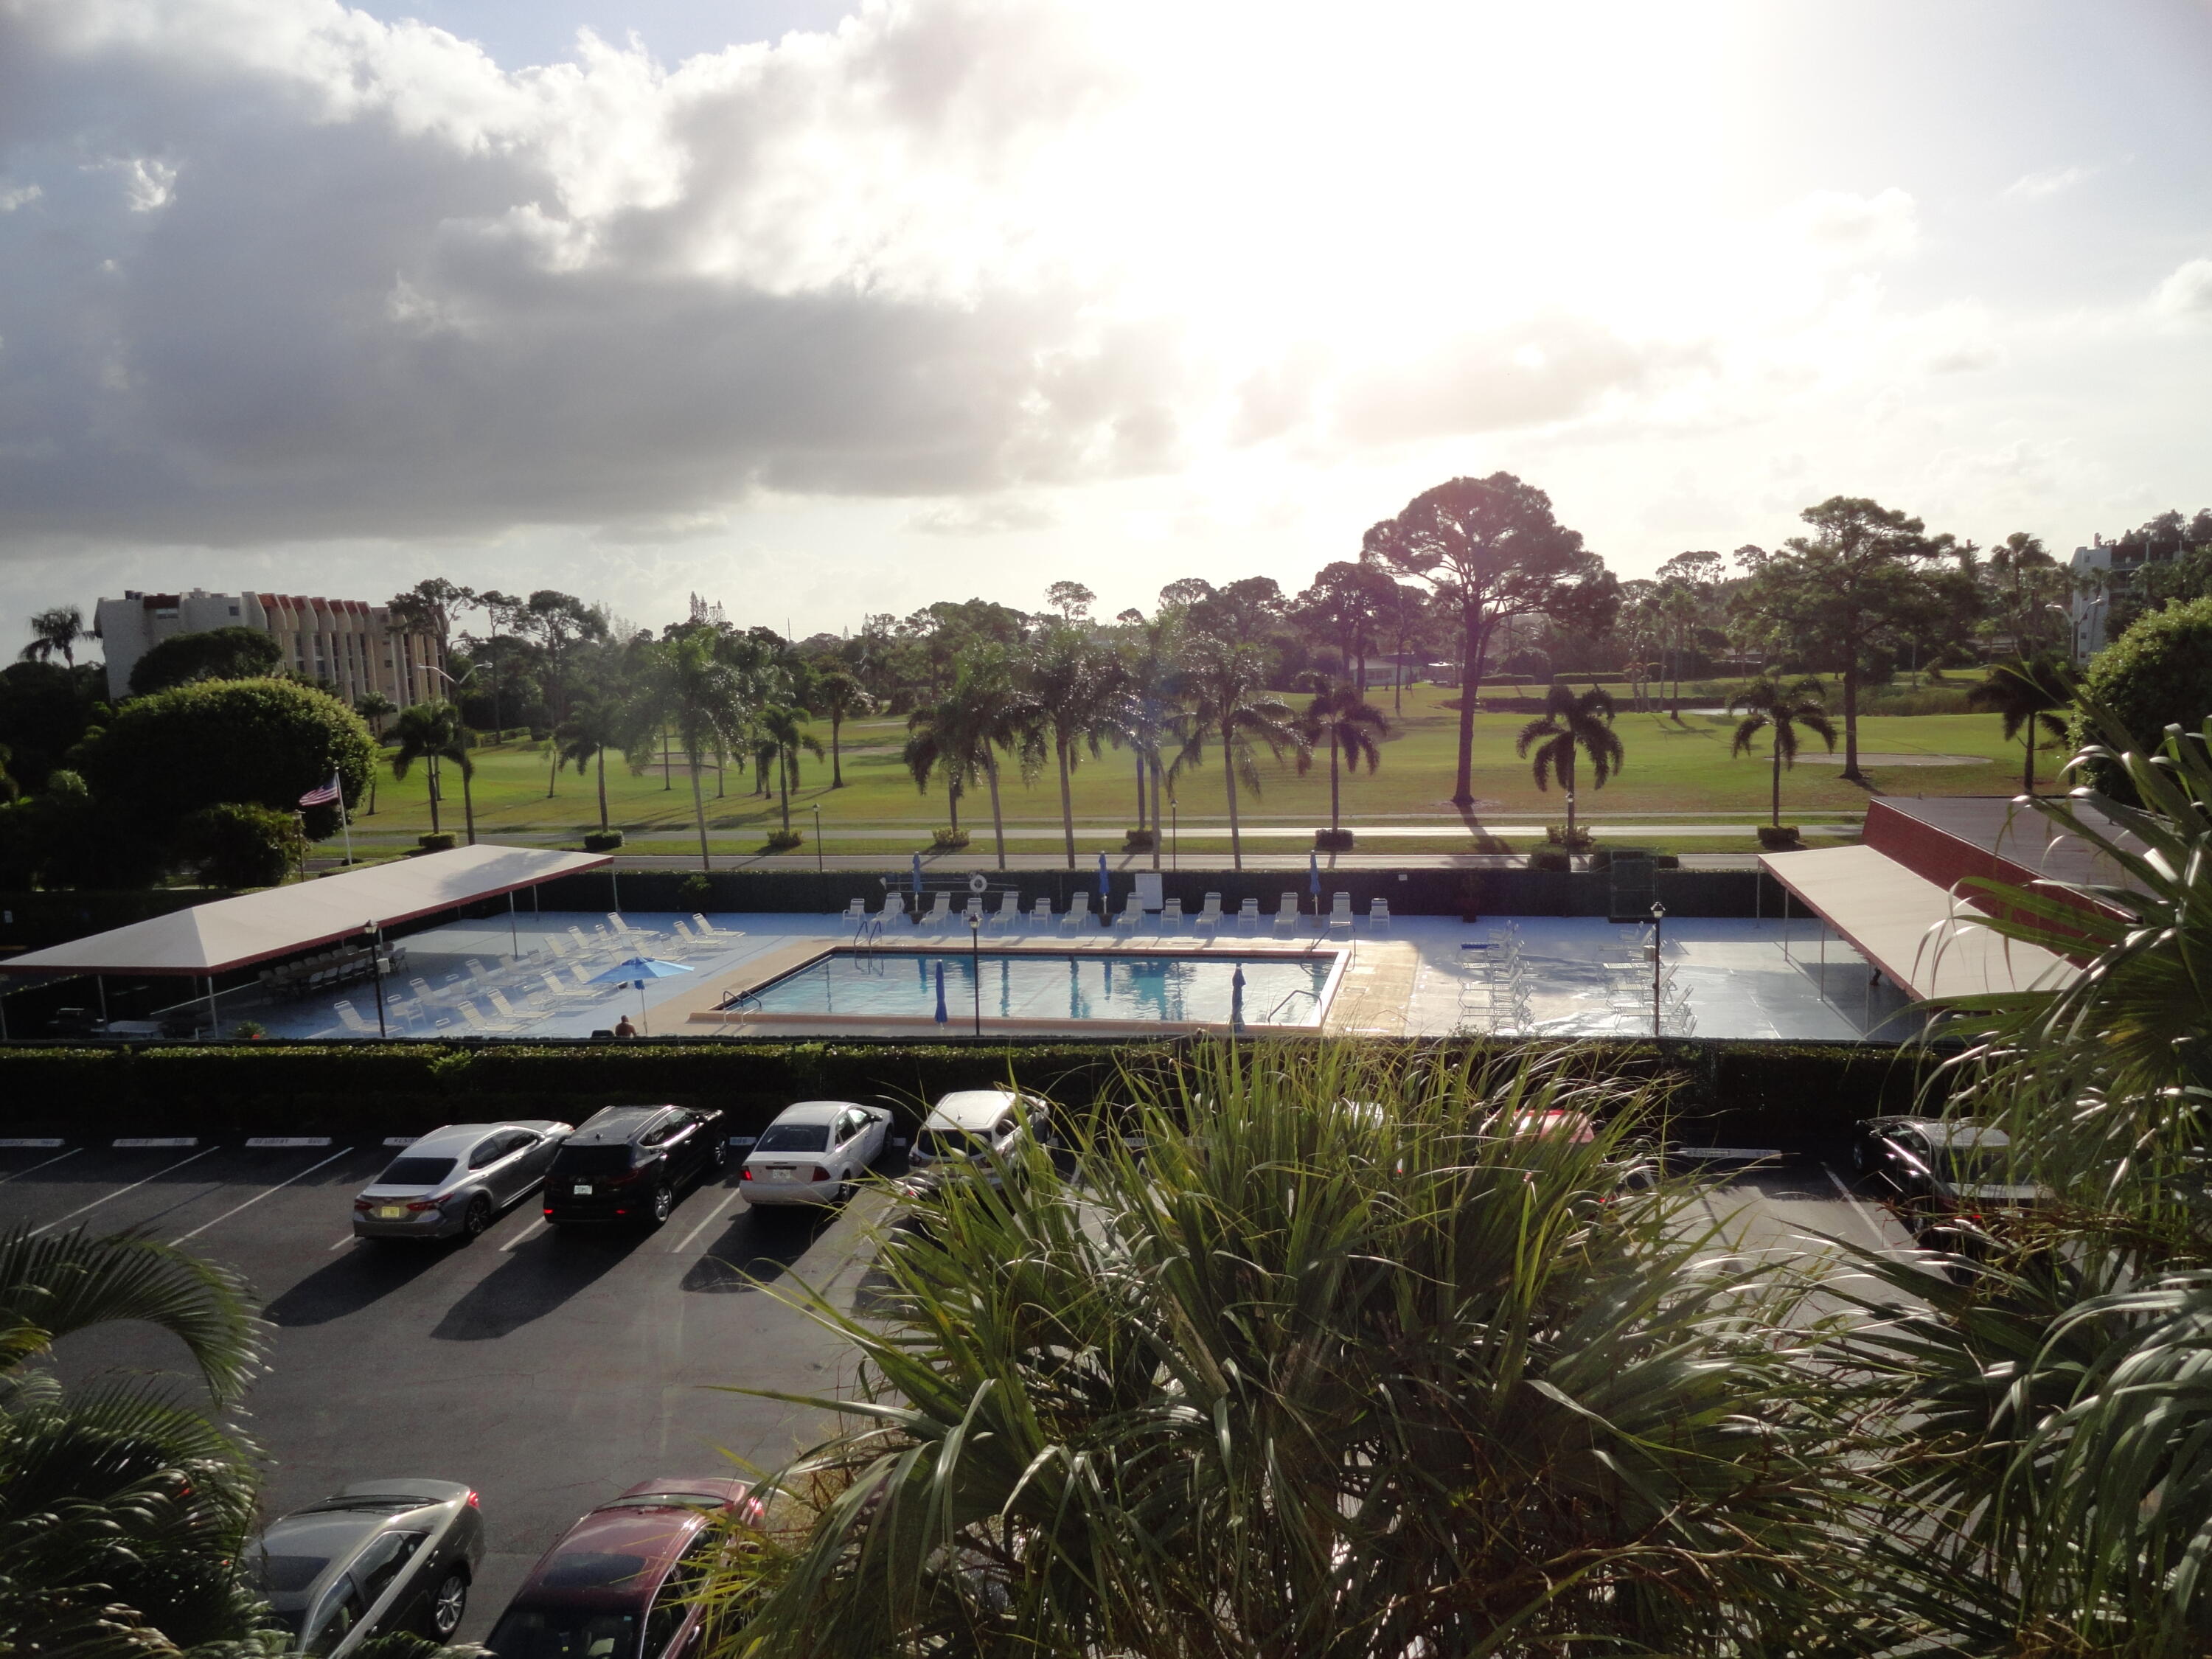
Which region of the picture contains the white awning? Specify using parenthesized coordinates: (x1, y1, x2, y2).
(1759, 844, 2077, 1002)
(0, 846, 612, 978)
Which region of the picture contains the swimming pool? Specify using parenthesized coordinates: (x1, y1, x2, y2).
(728, 950, 1335, 1027)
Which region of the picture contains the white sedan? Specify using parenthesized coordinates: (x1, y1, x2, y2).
(739, 1100, 894, 1205)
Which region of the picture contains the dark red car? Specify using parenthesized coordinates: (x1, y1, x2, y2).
(483, 1478, 762, 1659)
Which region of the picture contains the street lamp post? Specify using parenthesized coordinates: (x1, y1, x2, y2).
(366, 919, 387, 1038)
(967, 910, 982, 1038)
(1649, 900, 1666, 1038)
(811, 802, 824, 874)
(2045, 602, 2076, 665)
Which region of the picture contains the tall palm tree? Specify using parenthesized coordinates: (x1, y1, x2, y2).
(807, 669, 872, 789)
(1728, 675, 1838, 827)
(1514, 684, 1623, 845)
(1110, 615, 1186, 870)
(1022, 629, 1122, 869)
(1297, 680, 1389, 841)
(389, 700, 474, 842)
(902, 695, 971, 835)
(905, 655, 1029, 869)
(625, 633, 751, 871)
(758, 704, 826, 837)
(557, 692, 626, 833)
(18, 605, 88, 668)
(1175, 638, 1305, 871)
(727, 1044, 1863, 1658)
(352, 692, 397, 815)
(1966, 653, 2074, 794)
(1, 1225, 265, 1656)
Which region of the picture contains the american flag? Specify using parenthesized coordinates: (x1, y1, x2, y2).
(298, 773, 341, 808)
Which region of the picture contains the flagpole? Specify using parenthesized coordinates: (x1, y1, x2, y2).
(341, 793, 355, 866)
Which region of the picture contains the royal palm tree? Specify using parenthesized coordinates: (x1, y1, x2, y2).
(625, 633, 752, 871)
(1298, 679, 1389, 841)
(758, 704, 826, 837)
(18, 605, 88, 668)
(807, 669, 872, 789)
(351, 692, 397, 815)
(557, 691, 627, 833)
(1, 1225, 265, 1657)
(902, 695, 972, 836)
(1514, 683, 1623, 846)
(1728, 675, 1839, 827)
(1175, 638, 1305, 871)
(388, 700, 474, 842)
(1966, 653, 2074, 794)
(1022, 629, 1122, 869)
(905, 654, 1029, 869)
(1109, 614, 1186, 870)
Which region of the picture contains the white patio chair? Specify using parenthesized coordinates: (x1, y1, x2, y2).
(918, 891, 954, 933)
(543, 932, 573, 958)
(1237, 897, 1262, 936)
(963, 896, 985, 931)
(987, 891, 1021, 935)
(333, 999, 378, 1035)
(542, 973, 590, 1004)
(841, 898, 866, 922)
(1273, 893, 1301, 939)
(1113, 894, 1142, 936)
(691, 914, 732, 939)
(1368, 898, 1391, 936)
(486, 988, 539, 1023)
(1028, 896, 1054, 931)
(1326, 893, 1354, 938)
(877, 891, 909, 928)
(1060, 892, 1093, 935)
(1159, 897, 1184, 935)
(1193, 893, 1224, 939)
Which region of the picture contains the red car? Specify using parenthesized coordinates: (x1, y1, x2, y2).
(484, 1479, 762, 1659)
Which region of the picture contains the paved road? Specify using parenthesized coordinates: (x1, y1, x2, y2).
(0, 1139, 1920, 1641)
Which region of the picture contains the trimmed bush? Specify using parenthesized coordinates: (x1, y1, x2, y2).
(1757, 825, 1802, 850)
(678, 873, 713, 905)
(1123, 829, 1157, 852)
(1314, 828, 1356, 852)
(930, 828, 970, 849)
(417, 832, 457, 852)
(582, 829, 625, 852)
(763, 830, 804, 852)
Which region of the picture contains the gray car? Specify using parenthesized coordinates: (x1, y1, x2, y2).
(246, 1478, 486, 1653)
(352, 1119, 572, 1241)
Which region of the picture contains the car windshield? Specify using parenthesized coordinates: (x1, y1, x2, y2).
(249, 1552, 330, 1599)
(917, 1127, 987, 1161)
(552, 1145, 636, 1176)
(753, 1124, 828, 1153)
(487, 1607, 641, 1659)
(375, 1157, 455, 1186)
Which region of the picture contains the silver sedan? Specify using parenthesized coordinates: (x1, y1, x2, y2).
(352, 1120, 572, 1242)
(740, 1100, 893, 1205)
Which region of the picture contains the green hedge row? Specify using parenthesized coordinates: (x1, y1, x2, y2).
(0, 1037, 1947, 1146)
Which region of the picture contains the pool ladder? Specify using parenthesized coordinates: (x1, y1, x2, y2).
(852, 919, 885, 956)
(1264, 987, 1321, 1024)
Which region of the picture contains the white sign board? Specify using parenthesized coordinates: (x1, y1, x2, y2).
(1134, 872, 1164, 913)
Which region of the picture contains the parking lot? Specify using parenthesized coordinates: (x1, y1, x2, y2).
(0, 1131, 1922, 1644)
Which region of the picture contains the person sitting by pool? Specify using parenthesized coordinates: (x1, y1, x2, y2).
(613, 1013, 637, 1038)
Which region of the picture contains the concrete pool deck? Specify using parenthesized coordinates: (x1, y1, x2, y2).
(227, 909, 1918, 1044)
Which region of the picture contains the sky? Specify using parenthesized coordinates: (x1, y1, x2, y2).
(4, 0, 2211, 647)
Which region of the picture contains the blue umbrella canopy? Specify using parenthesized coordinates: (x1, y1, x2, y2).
(585, 956, 693, 986)
(933, 959, 948, 1024)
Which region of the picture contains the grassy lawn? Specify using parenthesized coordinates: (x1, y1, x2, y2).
(349, 685, 2037, 852)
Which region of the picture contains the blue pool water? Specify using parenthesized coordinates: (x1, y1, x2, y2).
(732, 951, 1333, 1026)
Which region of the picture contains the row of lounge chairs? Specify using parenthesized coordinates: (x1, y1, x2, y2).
(844, 891, 1392, 939)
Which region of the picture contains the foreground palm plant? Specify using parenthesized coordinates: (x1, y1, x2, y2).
(723, 1043, 1882, 1658)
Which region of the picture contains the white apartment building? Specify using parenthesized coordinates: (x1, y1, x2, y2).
(94, 589, 446, 705)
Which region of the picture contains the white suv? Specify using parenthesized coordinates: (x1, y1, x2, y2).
(908, 1089, 1051, 1173)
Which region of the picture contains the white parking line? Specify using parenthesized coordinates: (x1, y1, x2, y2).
(29, 1147, 220, 1236)
(670, 1190, 744, 1254)
(328, 1234, 356, 1251)
(1823, 1165, 1902, 1250)
(0, 1147, 81, 1186)
(500, 1217, 549, 1252)
(169, 1149, 353, 1246)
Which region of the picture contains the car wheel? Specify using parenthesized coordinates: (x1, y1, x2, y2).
(425, 1570, 467, 1640)
(648, 1184, 673, 1227)
(462, 1196, 494, 1240)
(1848, 1136, 1872, 1175)
(708, 1138, 728, 1175)
(830, 1180, 849, 1203)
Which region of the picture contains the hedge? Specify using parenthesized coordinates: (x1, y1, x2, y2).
(0, 1036, 1950, 1147)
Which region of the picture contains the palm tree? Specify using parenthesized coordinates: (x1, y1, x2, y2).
(904, 656, 1027, 867)
(352, 692, 397, 815)
(1728, 675, 1838, 827)
(902, 696, 970, 835)
(557, 692, 627, 833)
(807, 669, 872, 788)
(1514, 684, 1623, 845)
(1022, 629, 1122, 869)
(727, 1043, 1863, 1658)
(1966, 653, 2074, 794)
(758, 704, 826, 837)
(625, 633, 751, 871)
(1, 1225, 265, 1656)
(1109, 615, 1186, 869)
(1298, 680, 1389, 842)
(1175, 638, 1305, 871)
(388, 700, 474, 842)
(18, 605, 87, 668)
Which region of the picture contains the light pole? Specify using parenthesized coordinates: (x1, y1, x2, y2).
(366, 919, 387, 1037)
(967, 909, 982, 1037)
(811, 802, 823, 874)
(1649, 900, 1666, 1038)
(2045, 602, 2076, 665)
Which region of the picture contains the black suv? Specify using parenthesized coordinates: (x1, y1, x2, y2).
(543, 1105, 726, 1228)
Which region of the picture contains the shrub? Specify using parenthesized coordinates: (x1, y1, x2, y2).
(175, 803, 304, 888)
(1757, 825, 1802, 850)
(582, 829, 625, 852)
(1123, 828, 1157, 852)
(232, 1020, 268, 1040)
(2076, 594, 2212, 801)
(930, 828, 970, 849)
(417, 831, 457, 852)
(764, 830, 804, 852)
(678, 873, 713, 905)
(1314, 828, 1355, 852)
(1545, 823, 1595, 852)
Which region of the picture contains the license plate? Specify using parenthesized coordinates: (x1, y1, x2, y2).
(378, 1205, 407, 1220)
(768, 1168, 792, 1183)
(573, 1183, 594, 1196)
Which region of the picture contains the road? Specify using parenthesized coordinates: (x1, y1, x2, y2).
(0, 1138, 1921, 1641)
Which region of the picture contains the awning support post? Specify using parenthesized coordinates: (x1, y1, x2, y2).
(508, 890, 520, 960)
(368, 919, 387, 1039)
(1781, 887, 1790, 959)
(204, 974, 217, 1035)
(97, 976, 108, 1023)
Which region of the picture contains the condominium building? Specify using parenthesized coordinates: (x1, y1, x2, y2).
(93, 589, 447, 705)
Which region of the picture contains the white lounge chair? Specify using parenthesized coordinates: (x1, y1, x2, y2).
(1060, 892, 1093, 935)
(1237, 897, 1261, 936)
(1193, 893, 1225, 939)
(1028, 896, 1054, 931)
(962, 896, 985, 931)
(1113, 894, 1142, 936)
(487, 988, 538, 1023)
(987, 891, 1020, 935)
(841, 898, 866, 922)
(1326, 893, 1354, 938)
(1159, 897, 1184, 935)
(691, 914, 732, 939)
(877, 891, 909, 928)
(334, 999, 378, 1035)
(1273, 893, 1301, 939)
(543, 931, 574, 959)
(1368, 897, 1391, 936)
(917, 891, 954, 933)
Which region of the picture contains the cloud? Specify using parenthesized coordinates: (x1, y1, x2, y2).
(2153, 257, 2212, 317)
(1779, 188, 1919, 263)
(906, 495, 1058, 535)
(0, 182, 38, 212)
(2003, 164, 2092, 202)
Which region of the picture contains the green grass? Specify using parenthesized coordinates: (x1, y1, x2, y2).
(347, 685, 2037, 850)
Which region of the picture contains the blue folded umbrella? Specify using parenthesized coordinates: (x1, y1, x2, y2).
(933, 959, 948, 1024)
(1231, 964, 1246, 1032)
(1309, 850, 1321, 897)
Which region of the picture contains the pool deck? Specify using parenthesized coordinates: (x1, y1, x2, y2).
(221, 910, 1916, 1044)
